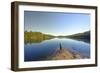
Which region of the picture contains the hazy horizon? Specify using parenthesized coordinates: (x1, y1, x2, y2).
(24, 11, 90, 36)
(24, 30, 90, 36)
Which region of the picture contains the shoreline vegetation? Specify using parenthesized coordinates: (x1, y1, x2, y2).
(24, 31, 90, 43)
(66, 31, 90, 43)
(24, 31, 55, 43)
(24, 31, 90, 60)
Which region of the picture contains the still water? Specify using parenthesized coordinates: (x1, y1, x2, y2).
(24, 38, 90, 61)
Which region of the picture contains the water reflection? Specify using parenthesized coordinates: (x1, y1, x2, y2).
(24, 38, 90, 61)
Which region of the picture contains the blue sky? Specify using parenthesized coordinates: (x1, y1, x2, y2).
(24, 11, 90, 36)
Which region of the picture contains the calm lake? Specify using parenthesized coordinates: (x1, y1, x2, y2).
(24, 38, 90, 61)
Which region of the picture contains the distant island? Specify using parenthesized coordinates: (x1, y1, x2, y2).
(24, 31, 90, 43)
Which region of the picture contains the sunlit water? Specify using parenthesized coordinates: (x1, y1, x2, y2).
(24, 38, 90, 61)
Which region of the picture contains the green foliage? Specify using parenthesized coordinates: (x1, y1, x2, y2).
(24, 31, 55, 43)
(66, 31, 90, 43)
(24, 31, 90, 43)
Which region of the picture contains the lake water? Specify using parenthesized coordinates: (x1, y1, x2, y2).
(24, 38, 90, 61)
